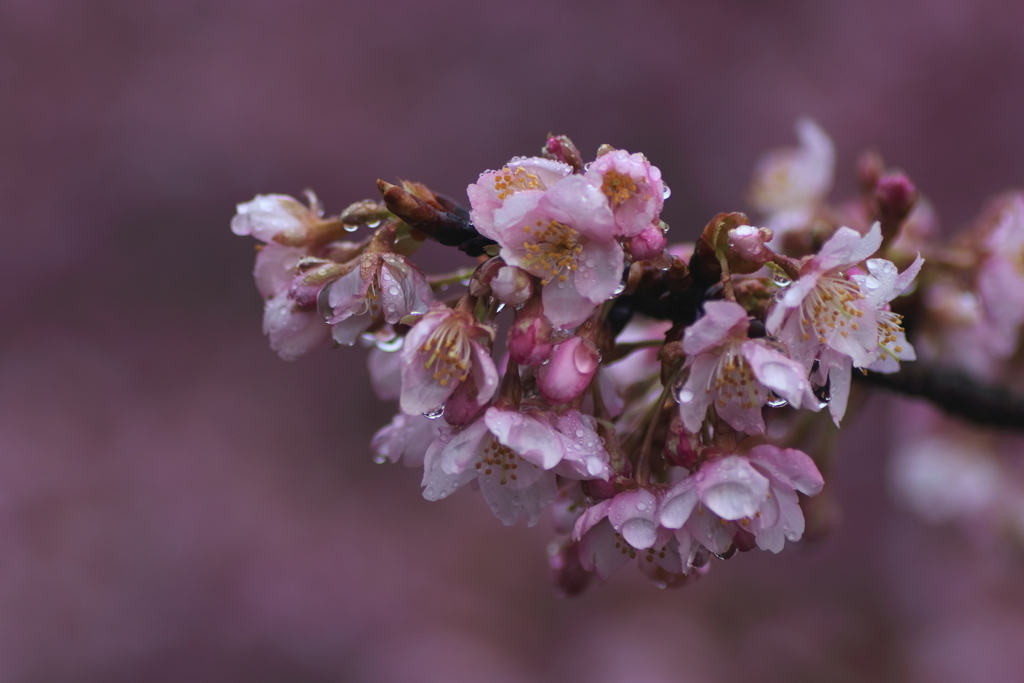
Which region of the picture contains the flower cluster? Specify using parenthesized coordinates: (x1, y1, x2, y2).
(232, 124, 1024, 593)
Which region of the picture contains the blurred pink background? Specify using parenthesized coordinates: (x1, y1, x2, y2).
(3, 1, 1024, 680)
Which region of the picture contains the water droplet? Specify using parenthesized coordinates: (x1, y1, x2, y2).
(575, 429, 585, 438)
(676, 388, 694, 404)
(687, 546, 710, 571)
(713, 544, 737, 561)
(376, 334, 404, 352)
(317, 284, 335, 322)
(494, 303, 505, 314)
(637, 502, 648, 512)
(372, 453, 387, 464)
(366, 220, 382, 229)
(662, 183, 672, 200)
(812, 378, 831, 409)
(765, 392, 788, 408)
(423, 406, 445, 420)
(612, 280, 626, 296)
(772, 271, 792, 288)
(388, 286, 400, 296)
(344, 224, 359, 232)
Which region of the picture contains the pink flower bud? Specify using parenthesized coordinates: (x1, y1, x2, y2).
(543, 134, 584, 173)
(442, 373, 487, 426)
(490, 266, 533, 305)
(508, 311, 554, 366)
(629, 224, 668, 261)
(547, 540, 593, 597)
(537, 336, 600, 404)
(875, 172, 918, 228)
(728, 224, 773, 264)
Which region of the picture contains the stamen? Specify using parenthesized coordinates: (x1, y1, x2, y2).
(521, 219, 583, 285)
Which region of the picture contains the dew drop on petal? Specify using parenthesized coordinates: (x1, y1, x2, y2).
(765, 392, 788, 408)
(662, 183, 672, 200)
(317, 285, 335, 323)
(423, 405, 445, 420)
(344, 224, 359, 233)
(372, 453, 387, 464)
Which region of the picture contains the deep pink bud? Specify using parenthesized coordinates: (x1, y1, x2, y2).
(875, 172, 918, 238)
(542, 134, 584, 173)
(629, 224, 668, 261)
(442, 373, 488, 426)
(508, 310, 554, 366)
(547, 540, 593, 597)
(537, 336, 600, 404)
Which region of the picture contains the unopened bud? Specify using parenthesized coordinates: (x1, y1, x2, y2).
(339, 199, 390, 227)
(537, 336, 600, 404)
(468, 257, 504, 298)
(443, 373, 487, 426)
(542, 134, 584, 173)
(629, 224, 668, 261)
(490, 266, 533, 305)
(856, 148, 885, 193)
(548, 540, 593, 597)
(508, 309, 553, 366)
(288, 261, 346, 307)
(875, 172, 918, 236)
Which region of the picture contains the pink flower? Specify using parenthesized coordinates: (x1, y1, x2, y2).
(584, 149, 665, 237)
(467, 157, 573, 240)
(421, 406, 611, 526)
(677, 300, 808, 435)
(850, 253, 925, 373)
(767, 222, 922, 423)
(398, 303, 498, 417)
(977, 193, 1024, 358)
(232, 192, 335, 246)
(326, 251, 433, 345)
(572, 490, 695, 583)
(660, 445, 824, 554)
(252, 242, 330, 360)
(489, 176, 624, 328)
(536, 336, 601, 405)
(748, 118, 834, 241)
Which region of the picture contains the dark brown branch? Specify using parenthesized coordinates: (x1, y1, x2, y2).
(377, 180, 495, 257)
(855, 362, 1024, 431)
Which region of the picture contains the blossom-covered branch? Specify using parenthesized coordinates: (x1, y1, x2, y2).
(231, 123, 1024, 594)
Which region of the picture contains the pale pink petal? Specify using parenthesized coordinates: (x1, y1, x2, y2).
(660, 477, 699, 529)
(263, 293, 330, 361)
(607, 490, 659, 549)
(254, 243, 303, 299)
(371, 412, 442, 467)
(572, 239, 626, 304)
(572, 499, 612, 541)
(578, 519, 632, 579)
(696, 456, 770, 520)
(553, 411, 612, 480)
(540, 176, 616, 241)
(330, 313, 373, 346)
(541, 279, 597, 329)
(485, 408, 564, 470)
(742, 340, 809, 408)
(478, 464, 557, 527)
(677, 352, 719, 432)
(810, 222, 882, 274)
(748, 444, 824, 496)
(685, 507, 735, 555)
(368, 346, 403, 400)
(683, 301, 749, 355)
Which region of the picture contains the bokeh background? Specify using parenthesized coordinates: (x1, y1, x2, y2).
(3, 1, 1024, 681)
